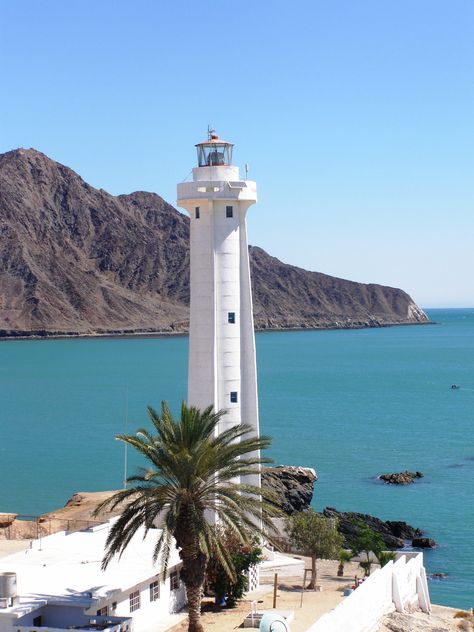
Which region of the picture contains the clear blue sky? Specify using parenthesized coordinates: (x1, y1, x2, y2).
(1, 0, 472, 307)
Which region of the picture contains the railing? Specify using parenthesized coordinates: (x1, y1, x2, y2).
(0, 515, 104, 540)
(17, 616, 132, 632)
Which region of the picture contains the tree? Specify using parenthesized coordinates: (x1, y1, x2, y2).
(288, 510, 344, 589)
(337, 549, 353, 577)
(206, 527, 263, 607)
(376, 550, 396, 568)
(350, 521, 385, 576)
(94, 402, 276, 632)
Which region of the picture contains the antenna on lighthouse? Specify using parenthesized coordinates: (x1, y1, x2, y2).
(245, 163, 249, 179)
(207, 124, 216, 140)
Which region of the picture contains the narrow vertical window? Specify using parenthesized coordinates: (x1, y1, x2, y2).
(230, 391, 238, 403)
(228, 312, 236, 324)
(129, 590, 140, 612)
(149, 580, 160, 601)
(195, 207, 200, 219)
(170, 570, 180, 590)
(226, 205, 233, 218)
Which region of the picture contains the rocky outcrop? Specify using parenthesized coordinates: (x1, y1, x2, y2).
(0, 148, 430, 336)
(379, 471, 424, 485)
(412, 537, 436, 549)
(261, 466, 317, 515)
(322, 507, 435, 550)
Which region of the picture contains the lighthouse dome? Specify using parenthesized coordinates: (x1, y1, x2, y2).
(195, 131, 234, 167)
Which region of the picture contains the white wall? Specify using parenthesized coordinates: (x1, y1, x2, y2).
(306, 554, 431, 632)
(95, 570, 186, 623)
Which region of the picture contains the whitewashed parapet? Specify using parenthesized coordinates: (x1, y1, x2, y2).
(306, 553, 431, 632)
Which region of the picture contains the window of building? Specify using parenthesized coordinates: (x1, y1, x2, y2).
(149, 580, 160, 602)
(195, 207, 200, 219)
(96, 606, 108, 617)
(170, 570, 180, 591)
(230, 391, 238, 403)
(111, 602, 117, 612)
(228, 312, 236, 324)
(226, 205, 233, 218)
(129, 590, 140, 612)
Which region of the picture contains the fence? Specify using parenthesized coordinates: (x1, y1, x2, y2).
(0, 514, 103, 541)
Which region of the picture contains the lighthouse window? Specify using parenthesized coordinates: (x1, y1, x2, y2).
(228, 312, 236, 324)
(230, 391, 238, 403)
(226, 205, 233, 218)
(195, 207, 200, 219)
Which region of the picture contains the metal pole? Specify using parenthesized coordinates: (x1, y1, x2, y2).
(123, 386, 129, 489)
(300, 569, 310, 608)
(273, 573, 278, 609)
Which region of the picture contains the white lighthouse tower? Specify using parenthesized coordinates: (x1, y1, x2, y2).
(177, 131, 260, 458)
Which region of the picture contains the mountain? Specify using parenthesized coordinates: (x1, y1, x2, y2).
(0, 148, 428, 337)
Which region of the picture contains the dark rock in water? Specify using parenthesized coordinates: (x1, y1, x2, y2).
(323, 507, 426, 550)
(412, 537, 436, 549)
(261, 466, 317, 515)
(379, 471, 424, 485)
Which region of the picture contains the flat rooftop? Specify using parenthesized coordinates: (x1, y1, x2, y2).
(0, 519, 180, 617)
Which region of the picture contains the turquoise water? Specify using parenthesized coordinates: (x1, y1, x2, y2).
(0, 309, 473, 608)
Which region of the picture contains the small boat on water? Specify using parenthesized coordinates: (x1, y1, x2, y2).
(451, 384, 460, 390)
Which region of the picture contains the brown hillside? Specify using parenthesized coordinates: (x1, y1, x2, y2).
(0, 148, 428, 337)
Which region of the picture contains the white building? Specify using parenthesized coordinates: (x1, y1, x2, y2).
(177, 132, 260, 485)
(0, 519, 186, 632)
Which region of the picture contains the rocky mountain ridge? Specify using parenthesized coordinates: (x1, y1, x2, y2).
(0, 148, 429, 336)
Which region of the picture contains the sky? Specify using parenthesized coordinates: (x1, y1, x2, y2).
(1, 0, 472, 307)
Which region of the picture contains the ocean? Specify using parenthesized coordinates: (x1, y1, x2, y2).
(0, 308, 472, 608)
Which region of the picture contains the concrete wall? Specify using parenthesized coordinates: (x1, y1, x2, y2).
(306, 554, 431, 632)
(94, 570, 186, 621)
(17, 605, 90, 628)
(16, 621, 125, 632)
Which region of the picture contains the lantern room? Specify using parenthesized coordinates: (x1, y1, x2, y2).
(195, 132, 233, 167)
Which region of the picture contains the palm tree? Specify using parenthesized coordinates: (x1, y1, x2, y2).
(94, 401, 276, 632)
(376, 550, 396, 568)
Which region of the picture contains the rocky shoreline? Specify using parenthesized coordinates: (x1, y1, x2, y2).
(0, 320, 434, 342)
(261, 466, 436, 550)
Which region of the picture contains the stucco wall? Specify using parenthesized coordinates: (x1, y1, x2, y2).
(306, 554, 431, 632)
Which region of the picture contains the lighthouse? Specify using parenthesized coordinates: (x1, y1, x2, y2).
(177, 131, 260, 464)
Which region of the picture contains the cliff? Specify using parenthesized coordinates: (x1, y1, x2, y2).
(261, 466, 317, 515)
(0, 148, 429, 336)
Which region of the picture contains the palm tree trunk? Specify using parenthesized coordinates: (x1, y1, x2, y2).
(308, 556, 317, 589)
(186, 584, 204, 632)
(177, 522, 208, 632)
